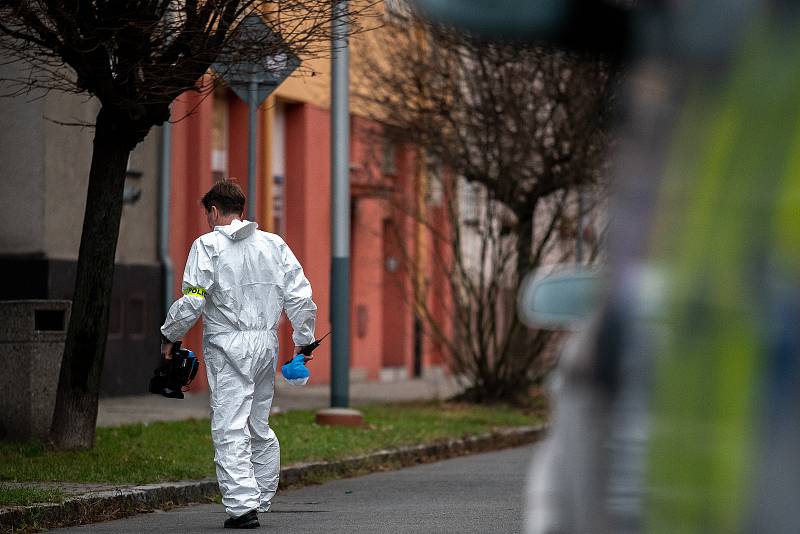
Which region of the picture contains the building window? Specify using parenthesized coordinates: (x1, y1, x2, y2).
(272, 175, 285, 236)
(272, 101, 287, 235)
(460, 179, 481, 226)
(382, 139, 397, 175)
(212, 89, 229, 182)
(426, 156, 443, 207)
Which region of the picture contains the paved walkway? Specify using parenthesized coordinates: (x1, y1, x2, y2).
(52, 444, 536, 533)
(97, 376, 464, 427)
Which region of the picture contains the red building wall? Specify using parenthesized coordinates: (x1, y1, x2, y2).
(169, 89, 213, 390)
(391, 144, 421, 378)
(282, 102, 333, 384)
(168, 93, 449, 390)
(227, 92, 265, 214)
(350, 196, 387, 380)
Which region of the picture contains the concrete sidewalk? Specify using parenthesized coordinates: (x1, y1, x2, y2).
(97, 376, 464, 427)
(1, 428, 544, 533)
(49, 445, 538, 533)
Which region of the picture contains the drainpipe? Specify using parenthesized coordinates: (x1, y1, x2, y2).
(247, 76, 258, 221)
(158, 120, 174, 315)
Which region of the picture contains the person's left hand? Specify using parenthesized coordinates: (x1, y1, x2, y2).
(161, 342, 174, 361)
(295, 345, 313, 363)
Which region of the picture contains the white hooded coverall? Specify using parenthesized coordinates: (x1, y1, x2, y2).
(160, 219, 316, 518)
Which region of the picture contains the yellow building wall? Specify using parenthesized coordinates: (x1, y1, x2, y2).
(274, 56, 330, 108)
(273, 5, 392, 117)
(262, 4, 399, 229)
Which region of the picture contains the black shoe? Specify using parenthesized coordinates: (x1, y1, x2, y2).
(224, 510, 259, 529)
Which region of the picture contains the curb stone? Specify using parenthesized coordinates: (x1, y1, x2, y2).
(0, 425, 546, 533)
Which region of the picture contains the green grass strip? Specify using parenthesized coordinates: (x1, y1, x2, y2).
(0, 402, 539, 487)
(0, 486, 64, 507)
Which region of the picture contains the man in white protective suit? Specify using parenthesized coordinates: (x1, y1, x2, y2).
(159, 179, 317, 529)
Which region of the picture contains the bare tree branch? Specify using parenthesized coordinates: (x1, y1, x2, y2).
(0, 0, 379, 449)
(353, 13, 615, 403)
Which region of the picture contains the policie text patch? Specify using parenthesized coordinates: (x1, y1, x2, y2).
(183, 287, 207, 298)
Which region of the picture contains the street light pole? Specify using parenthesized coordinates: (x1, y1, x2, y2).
(330, 0, 351, 409)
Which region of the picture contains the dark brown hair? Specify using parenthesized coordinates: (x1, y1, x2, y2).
(201, 179, 246, 215)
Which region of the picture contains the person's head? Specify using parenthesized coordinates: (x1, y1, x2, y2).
(201, 179, 246, 229)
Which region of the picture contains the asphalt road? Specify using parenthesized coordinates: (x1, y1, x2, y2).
(53, 444, 537, 533)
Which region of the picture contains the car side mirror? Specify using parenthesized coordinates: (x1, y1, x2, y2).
(517, 266, 605, 331)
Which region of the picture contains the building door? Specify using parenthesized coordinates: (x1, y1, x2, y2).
(381, 219, 408, 374)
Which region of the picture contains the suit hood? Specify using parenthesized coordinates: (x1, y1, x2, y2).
(216, 219, 258, 241)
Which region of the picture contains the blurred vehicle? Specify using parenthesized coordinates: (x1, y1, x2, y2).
(519, 265, 660, 533)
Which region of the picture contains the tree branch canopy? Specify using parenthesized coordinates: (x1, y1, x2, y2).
(353, 12, 615, 402)
(1, 0, 377, 146)
(355, 15, 614, 219)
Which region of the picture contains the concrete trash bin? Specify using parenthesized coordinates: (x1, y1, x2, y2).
(0, 300, 71, 441)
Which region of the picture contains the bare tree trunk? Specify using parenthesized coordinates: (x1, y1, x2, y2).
(495, 216, 539, 402)
(49, 107, 136, 449)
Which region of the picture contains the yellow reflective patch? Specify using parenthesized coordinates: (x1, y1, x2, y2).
(183, 287, 206, 298)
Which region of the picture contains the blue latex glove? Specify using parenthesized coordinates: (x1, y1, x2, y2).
(281, 355, 310, 386)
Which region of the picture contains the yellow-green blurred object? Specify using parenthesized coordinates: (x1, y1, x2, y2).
(646, 20, 800, 533)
